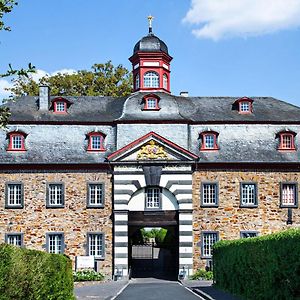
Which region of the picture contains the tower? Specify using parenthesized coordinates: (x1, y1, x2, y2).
(129, 16, 173, 93)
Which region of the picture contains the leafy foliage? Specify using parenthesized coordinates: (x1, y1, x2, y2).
(213, 229, 300, 300)
(73, 269, 104, 282)
(189, 269, 213, 281)
(8, 61, 133, 97)
(0, 0, 17, 31)
(0, 243, 75, 300)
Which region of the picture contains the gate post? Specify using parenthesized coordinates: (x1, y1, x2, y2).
(113, 210, 129, 279)
(178, 209, 193, 278)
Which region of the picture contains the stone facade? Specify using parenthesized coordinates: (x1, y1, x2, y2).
(192, 169, 300, 270)
(0, 169, 113, 276)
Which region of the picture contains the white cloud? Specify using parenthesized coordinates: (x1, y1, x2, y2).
(183, 0, 300, 40)
(0, 68, 77, 102)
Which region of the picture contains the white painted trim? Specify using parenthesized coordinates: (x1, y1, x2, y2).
(179, 257, 193, 265)
(179, 225, 193, 231)
(115, 225, 128, 232)
(114, 247, 128, 254)
(114, 214, 128, 221)
(115, 236, 128, 243)
(179, 236, 193, 242)
(179, 214, 193, 221)
(114, 258, 128, 265)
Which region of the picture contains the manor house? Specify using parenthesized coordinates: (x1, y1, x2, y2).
(1, 21, 299, 279)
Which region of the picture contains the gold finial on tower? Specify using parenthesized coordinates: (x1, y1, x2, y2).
(147, 15, 154, 34)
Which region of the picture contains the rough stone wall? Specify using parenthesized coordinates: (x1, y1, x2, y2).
(192, 170, 300, 270)
(0, 170, 113, 276)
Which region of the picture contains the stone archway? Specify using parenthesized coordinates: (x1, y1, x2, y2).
(113, 166, 193, 279)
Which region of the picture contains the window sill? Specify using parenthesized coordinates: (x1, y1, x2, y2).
(280, 204, 298, 209)
(200, 204, 218, 208)
(7, 149, 26, 152)
(239, 205, 258, 208)
(141, 108, 161, 111)
(200, 148, 219, 152)
(5, 205, 23, 209)
(86, 205, 104, 209)
(278, 148, 296, 152)
(46, 205, 65, 209)
(87, 149, 106, 152)
(201, 256, 212, 260)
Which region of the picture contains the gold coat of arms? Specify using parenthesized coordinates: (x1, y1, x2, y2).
(137, 140, 168, 160)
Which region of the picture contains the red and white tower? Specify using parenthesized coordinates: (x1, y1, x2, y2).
(129, 16, 173, 93)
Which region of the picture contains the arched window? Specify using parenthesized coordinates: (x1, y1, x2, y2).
(135, 74, 140, 89)
(143, 71, 159, 88)
(163, 74, 168, 90)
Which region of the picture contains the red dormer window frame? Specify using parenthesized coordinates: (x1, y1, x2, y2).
(235, 97, 254, 114)
(87, 132, 106, 152)
(52, 97, 71, 114)
(200, 131, 219, 151)
(7, 132, 27, 152)
(277, 131, 296, 151)
(142, 94, 161, 111)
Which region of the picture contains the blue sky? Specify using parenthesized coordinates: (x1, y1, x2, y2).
(1, 0, 300, 106)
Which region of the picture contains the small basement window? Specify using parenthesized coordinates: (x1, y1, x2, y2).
(7, 132, 27, 152)
(200, 131, 219, 151)
(87, 132, 106, 152)
(277, 131, 296, 151)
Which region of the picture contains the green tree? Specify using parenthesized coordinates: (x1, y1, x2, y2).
(9, 61, 133, 97)
(0, 1, 35, 127)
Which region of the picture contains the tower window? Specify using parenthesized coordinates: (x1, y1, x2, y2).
(87, 132, 106, 152)
(200, 131, 219, 151)
(163, 74, 168, 90)
(135, 74, 140, 89)
(143, 71, 159, 88)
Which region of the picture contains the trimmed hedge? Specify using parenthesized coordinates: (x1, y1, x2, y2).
(213, 229, 300, 300)
(0, 243, 75, 300)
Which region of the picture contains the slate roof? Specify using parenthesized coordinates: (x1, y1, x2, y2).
(133, 33, 169, 54)
(4, 92, 300, 124)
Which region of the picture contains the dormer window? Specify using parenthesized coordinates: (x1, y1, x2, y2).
(234, 97, 254, 114)
(7, 132, 27, 152)
(143, 71, 159, 88)
(142, 94, 160, 111)
(54, 101, 66, 113)
(87, 132, 106, 152)
(277, 131, 296, 151)
(200, 131, 219, 151)
(52, 97, 72, 114)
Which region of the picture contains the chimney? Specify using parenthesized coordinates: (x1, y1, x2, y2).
(180, 91, 189, 97)
(39, 85, 50, 110)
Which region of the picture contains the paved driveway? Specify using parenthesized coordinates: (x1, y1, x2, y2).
(115, 278, 200, 300)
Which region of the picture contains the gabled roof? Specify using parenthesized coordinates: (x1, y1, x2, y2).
(108, 131, 198, 162)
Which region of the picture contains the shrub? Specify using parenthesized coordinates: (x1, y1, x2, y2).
(190, 269, 213, 280)
(73, 269, 105, 282)
(0, 243, 75, 300)
(213, 229, 300, 300)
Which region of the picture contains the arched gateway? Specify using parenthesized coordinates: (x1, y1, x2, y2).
(108, 132, 197, 278)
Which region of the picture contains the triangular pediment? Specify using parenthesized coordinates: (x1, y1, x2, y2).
(108, 131, 198, 162)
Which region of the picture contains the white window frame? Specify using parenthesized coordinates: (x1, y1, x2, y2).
(201, 183, 218, 207)
(280, 183, 298, 208)
(48, 184, 63, 206)
(12, 135, 23, 149)
(88, 233, 105, 259)
(204, 134, 215, 149)
(202, 232, 218, 258)
(47, 233, 64, 254)
(5, 233, 23, 247)
(145, 187, 161, 209)
(240, 183, 257, 207)
(143, 71, 159, 88)
(6, 183, 23, 208)
(163, 74, 168, 89)
(87, 183, 104, 207)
